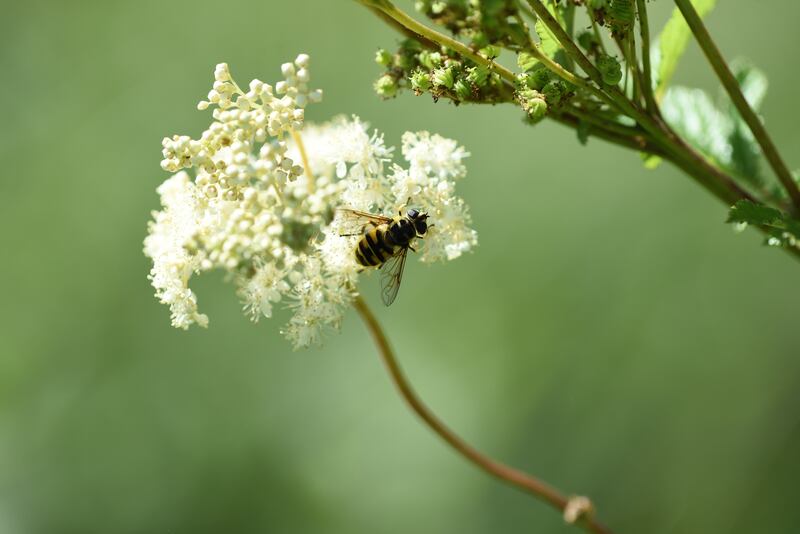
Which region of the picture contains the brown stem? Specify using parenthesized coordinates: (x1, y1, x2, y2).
(352, 295, 614, 534)
(673, 0, 800, 212)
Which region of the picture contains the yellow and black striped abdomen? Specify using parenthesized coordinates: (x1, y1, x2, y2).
(355, 224, 400, 267)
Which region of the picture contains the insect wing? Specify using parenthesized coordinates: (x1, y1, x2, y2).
(380, 248, 408, 306)
(336, 208, 392, 236)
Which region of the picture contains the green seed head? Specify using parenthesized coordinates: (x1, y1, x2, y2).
(466, 66, 489, 87)
(542, 80, 567, 104)
(432, 66, 455, 89)
(373, 74, 398, 98)
(454, 79, 471, 100)
(375, 49, 393, 67)
(410, 70, 432, 92)
(596, 54, 622, 85)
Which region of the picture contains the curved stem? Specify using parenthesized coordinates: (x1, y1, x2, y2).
(673, 0, 800, 212)
(352, 295, 614, 534)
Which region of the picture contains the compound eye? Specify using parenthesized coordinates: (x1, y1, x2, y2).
(416, 220, 427, 234)
(407, 208, 419, 218)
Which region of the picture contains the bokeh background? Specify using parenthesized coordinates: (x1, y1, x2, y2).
(2, 1, 799, 533)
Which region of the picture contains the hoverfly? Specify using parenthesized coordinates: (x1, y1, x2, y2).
(337, 204, 431, 306)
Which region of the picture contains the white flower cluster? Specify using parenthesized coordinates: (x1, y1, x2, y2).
(144, 56, 478, 349)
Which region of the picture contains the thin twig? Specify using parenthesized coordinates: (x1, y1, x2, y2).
(673, 0, 800, 212)
(365, 5, 439, 50)
(635, 0, 659, 114)
(352, 296, 614, 534)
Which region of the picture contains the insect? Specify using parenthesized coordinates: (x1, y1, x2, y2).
(337, 204, 431, 306)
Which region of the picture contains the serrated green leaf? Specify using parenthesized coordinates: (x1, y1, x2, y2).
(727, 199, 783, 226)
(655, 0, 717, 96)
(727, 200, 800, 249)
(722, 61, 768, 187)
(535, 19, 561, 58)
(534, 2, 562, 59)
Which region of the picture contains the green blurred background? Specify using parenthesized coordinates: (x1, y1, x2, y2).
(2, 1, 799, 532)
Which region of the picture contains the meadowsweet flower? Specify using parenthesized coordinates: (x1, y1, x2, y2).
(144, 55, 478, 349)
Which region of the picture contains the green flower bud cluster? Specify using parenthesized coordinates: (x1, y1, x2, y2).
(414, 0, 525, 49)
(516, 54, 573, 114)
(373, 39, 504, 104)
(518, 89, 547, 124)
(606, 0, 634, 37)
(373, 74, 398, 98)
(518, 63, 552, 91)
(596, 54, 622, 85)
(372, 40, 424, 100)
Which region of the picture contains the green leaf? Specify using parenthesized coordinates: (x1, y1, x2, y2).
(534, 3, 562, 59)
(723, 61, 768, 187)
(730, 60, 768, 110)
(662, 74, 769, 190)
(727, 199, 783, 226)
(661, 86, 731, 168)
(517, 52, 538, 72)
(726, 200, 800, 249)
(535, 19, 561, 58)
(654, 0, 717, 95)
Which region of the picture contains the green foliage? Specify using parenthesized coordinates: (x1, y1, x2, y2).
(534, 2, 562, 58)
(535, 18, 561, 58)
(517, 51, 538, 72)
(727, 200, 800, 248)
(653, 0, 717, 94)
(661, 61, 769, 189)
(597, 54, 622, 85)
(724, 61, 769, 186)
(607, 0, 634, 36)
(727, 199, 783, 226)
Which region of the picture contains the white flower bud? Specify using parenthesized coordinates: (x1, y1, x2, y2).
(280, 62, 295, 78)
(295, 53, 310, 68)
(214, 63, 230, 81)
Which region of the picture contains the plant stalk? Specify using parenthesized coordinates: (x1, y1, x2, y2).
(635, 0, 659, 114)
(352, 295, 613, 534)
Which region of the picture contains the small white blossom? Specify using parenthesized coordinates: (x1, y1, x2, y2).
(145, 56, 477, 349)
(143, 171, 208, 329)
